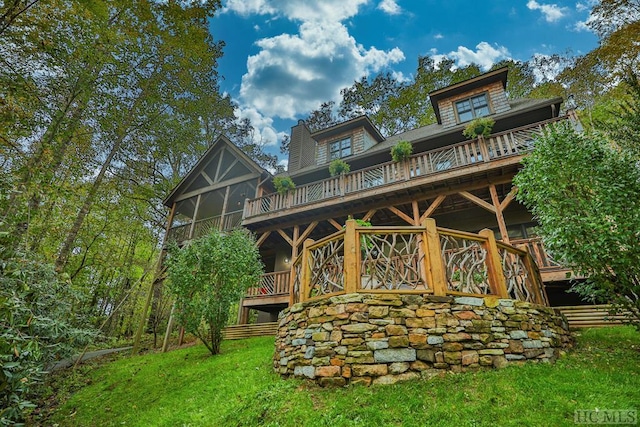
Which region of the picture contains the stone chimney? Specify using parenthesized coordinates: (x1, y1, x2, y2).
(287, 120, 316, 173)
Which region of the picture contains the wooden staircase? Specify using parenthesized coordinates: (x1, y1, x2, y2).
(557, 305, 628, 329)
(222, 322, 279, 340)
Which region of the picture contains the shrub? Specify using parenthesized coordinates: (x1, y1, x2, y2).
(329, 159, 351, 176)
(0, 245, 96, 424)
(166, 229, 263, 355)
(390, 140, 413, 162)
(273, 176, 295, 195)
(463, 117, 495, 139)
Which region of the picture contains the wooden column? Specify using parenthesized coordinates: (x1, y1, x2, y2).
(188, 194, 202, 239)
(219, 185, 230, 231)
(299, 239, 313, 302)
(343, 219, 358, 294)
(479, 228, 509, 298)
(422, 218, 447, 296)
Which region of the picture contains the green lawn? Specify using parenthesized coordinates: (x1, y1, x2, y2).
(41, 327, 639, 427)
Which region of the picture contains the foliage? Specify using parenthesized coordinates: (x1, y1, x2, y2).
(599, 71, 640, 158)
(0, 244, 96, 425)
(166, 229, 263, 355)
(47, 327, 640, 426)
(514, 123, 640, 328)
(328, 159, 350, 176)
(273, 176, 296, 195)
(462, 117, 495, 139)
(300, 57, 535, 140)
(390, 140, 413, 162)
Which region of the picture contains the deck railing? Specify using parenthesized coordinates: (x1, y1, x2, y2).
(246, 271, 291, 298)
(244, 116, 570, 219)
(511, 237, 562, 270)
(166, 210, 244, 245)
(291, 219, 548, 306)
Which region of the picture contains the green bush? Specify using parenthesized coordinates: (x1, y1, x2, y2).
(390, 140, 413, 162)
(0, 245, 96, 425)
(273, 176, 295, 195)
(328, 159, 350, 176)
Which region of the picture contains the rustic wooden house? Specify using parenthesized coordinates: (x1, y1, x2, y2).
(163, 67, 585, 327)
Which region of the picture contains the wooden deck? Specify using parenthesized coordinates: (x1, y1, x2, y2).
(243, 117, 569, 227)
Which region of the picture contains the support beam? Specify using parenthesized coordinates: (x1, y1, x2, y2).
(500, 186, 518, 211)
(276, 229, 294, 247)
(459, 191, 496, 214)
(420, 195, 446, 222)
(387, 206, 415, 226)
(328, 218, 343, 231)
(256, 231, 271, 247)
(362, 209, 377, 222)
(297, 221, 318, 246)
(489, 184, 510, 244)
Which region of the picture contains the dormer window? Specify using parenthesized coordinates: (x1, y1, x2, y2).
(455, 93, 490, 123)
(329, 137, 352, 160)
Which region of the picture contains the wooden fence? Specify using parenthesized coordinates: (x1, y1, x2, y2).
(290, 219, 548, 306)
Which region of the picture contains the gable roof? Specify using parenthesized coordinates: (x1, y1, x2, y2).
(311, 115, 385, 143)
(429, 67, 509, 124)
(163, 135, 269, 207)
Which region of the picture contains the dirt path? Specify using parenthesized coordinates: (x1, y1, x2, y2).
(51, 346, 132, 370)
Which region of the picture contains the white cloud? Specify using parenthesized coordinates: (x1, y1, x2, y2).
(235, 106, 285, 146)
(526, 0, 568, 23)
(434, 42, 511, 71)
(237, 8, 405, 119)
(572, 20, 590, 32)
(224, 0, 368, 22)
(378, 0, 402, 15)
(434, 33, 444, 40)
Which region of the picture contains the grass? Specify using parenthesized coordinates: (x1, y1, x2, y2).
(37, 327, 639, 427)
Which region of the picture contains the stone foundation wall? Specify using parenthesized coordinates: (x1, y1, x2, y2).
(274, 293, 573, 386)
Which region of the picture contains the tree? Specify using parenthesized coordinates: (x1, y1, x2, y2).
(166, 229, 263, 355)
(600, 71, 640, 158)
(514, 123, 640, 329)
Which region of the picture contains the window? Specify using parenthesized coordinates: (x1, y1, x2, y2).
(329, 137, 352, 160)
(455, 93, 490, 122)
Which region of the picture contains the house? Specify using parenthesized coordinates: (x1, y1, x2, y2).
(163, 67, 582, 326)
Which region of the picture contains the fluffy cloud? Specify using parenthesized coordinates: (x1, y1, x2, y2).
(433, 42, 511, 71)
(224, 0, 368, 22)
(237, 8, 404, 119)
(235, 106, 286, 146)
(526, 0, 567, 23)
(378, 0, 402, 15)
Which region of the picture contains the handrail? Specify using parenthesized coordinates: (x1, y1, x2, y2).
(291, 219, 548, 307)
(246, 270, 291, 298)
(245, 116, 570, 219)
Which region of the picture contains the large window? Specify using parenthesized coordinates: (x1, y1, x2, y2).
(329, 137, 352, 160)
(455, 93, 490, 122)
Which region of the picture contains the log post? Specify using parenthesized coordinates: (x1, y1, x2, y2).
(343, 219, 358, 294)
(479, 229, 509, 298)
(422, 218, 447, 296)
(299, 239, 313, 302)
(517, 244, 548, 306)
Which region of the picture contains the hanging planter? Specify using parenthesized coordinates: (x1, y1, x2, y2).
(390, 140, 413, 162)
(463, 117, 495, 139)
(273, 176, 295, 195)
(329, 158, 351, 176)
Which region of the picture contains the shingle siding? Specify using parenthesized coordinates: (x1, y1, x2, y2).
(438, 81, 510, 129)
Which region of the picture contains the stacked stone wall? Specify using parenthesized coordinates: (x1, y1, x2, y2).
(274, 293, 573, 386)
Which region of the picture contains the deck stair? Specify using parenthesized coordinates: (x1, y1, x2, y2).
(557, 304, 628, 329)
(222, 322, 279, 340)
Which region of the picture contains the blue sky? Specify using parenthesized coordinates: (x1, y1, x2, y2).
(209, 0, 599, 164)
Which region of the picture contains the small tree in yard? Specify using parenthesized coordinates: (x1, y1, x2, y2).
(166, 229, 263, 355)
(514, 123, 640, 329)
